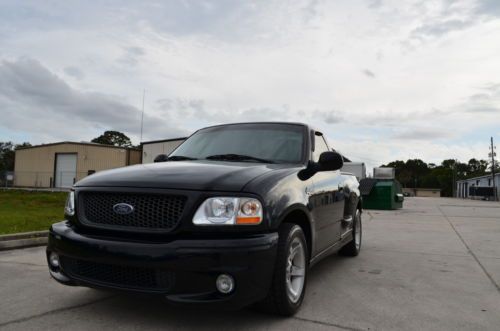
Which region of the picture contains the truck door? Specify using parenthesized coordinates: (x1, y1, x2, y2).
(310, 133, 344, 253)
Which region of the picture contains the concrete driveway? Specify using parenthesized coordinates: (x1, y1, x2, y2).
(1, 198, 500, 330)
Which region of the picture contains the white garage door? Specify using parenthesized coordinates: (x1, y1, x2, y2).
(55, 154, 77, 188)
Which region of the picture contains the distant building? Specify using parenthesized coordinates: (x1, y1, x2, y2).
(14, 142, 141, 188)
(403, 188, 441, 198)
(341, 162, 366, 181)
(141, 137, 186, 164)
(456, 174, 500, 200)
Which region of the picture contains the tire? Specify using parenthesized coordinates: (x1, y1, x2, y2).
(339, 208, 362, 256)
(259, 223, 308, 316)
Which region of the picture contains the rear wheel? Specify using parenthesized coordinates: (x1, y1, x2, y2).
(339, 208, 362, 256)
(259, 223, 308, 316)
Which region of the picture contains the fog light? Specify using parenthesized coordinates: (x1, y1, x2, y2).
(49, 252, 60, 268)
(216, 274, 234, 294)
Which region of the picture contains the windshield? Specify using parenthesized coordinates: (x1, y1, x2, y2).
(170, 123, 305, 164)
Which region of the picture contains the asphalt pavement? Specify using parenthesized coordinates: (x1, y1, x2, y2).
(1, 197, 500, 330)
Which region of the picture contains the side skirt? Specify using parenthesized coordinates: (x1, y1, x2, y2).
(308, 229, 353, 267)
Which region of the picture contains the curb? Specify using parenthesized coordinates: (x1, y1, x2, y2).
(0, 230, 49, 251)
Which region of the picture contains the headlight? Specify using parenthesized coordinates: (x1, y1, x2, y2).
(193, 197, 263, 225)
(65, 191, 75, 216)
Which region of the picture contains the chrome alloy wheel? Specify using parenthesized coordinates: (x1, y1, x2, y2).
(286, 237, 306, 303)
(354, 210, 362, 250)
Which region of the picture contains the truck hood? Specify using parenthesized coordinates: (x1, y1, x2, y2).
(75, 160, 289, 191)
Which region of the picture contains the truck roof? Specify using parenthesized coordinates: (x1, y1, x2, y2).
(198, 121, 310, 130)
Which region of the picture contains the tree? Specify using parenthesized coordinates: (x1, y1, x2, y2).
(16, 142, 32, 149)
(467, 158, 488, 177)
(381, 160, 417, 187)
(0, 142, 14, 172)
(441, 159, 456, 169)
(91, 131, 132, 147)
(455, 162, 469, 179)
(398, 169, 413, 187)
(382, 160, 405, 179)
(432, 167, 454, 197)
(0, 142, 31, 172)
(380, 158, 491, 197)
(405, 159, 430, 186)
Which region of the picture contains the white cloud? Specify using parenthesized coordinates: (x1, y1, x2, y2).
(63, 66, 84, 80)
(0, 58, 189, 143)
(0, 0, 499, 165)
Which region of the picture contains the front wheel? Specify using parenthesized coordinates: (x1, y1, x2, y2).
(259, 223, 308, 316)
(339, 208, 362, 256)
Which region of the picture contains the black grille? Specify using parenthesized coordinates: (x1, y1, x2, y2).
(78, 192, 186, 231)
(61, 257, 174, 291)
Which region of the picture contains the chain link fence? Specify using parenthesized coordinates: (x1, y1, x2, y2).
(1, 171, 14, 188)
(6, 171, 91, 188)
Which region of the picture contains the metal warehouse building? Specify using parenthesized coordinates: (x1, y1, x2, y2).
(141, 137, 186, 164)
(457, 173, 499, 200)
(402, 188, 442, 198)
(14, 142, 141, 188)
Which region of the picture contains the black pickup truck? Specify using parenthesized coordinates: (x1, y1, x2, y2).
(47, 122, 362, 316)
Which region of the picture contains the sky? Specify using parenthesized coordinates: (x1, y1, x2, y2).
(0, 0, 499, 169)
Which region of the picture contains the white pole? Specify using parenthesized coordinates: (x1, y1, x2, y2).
(491, 137, 497, 201)
(140, 89, 145, 143)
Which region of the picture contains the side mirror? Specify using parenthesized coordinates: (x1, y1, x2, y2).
(154, 154, 169, 163)
(318, 151, 343, 171)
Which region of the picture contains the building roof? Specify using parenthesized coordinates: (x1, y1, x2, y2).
(16, 141, 140, 151)
(140, 137, 187, 145)
(456, 173, 500, 183)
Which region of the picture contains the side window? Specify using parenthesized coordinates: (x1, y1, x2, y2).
(313, 134, 329, 162)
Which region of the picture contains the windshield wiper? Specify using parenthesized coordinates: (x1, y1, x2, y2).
(167, 155, 198, 161)
(205, 154, 275, 164)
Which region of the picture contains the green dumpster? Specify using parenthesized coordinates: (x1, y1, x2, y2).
(360, 179, 404, 210)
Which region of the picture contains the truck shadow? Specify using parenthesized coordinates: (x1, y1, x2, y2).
(77, 254, 351, 329)
(81, 293, 287, 330)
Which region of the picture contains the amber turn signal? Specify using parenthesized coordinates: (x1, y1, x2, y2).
(236, 216, 262, 225)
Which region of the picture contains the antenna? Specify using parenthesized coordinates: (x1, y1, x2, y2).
(140, 89, 145, 143)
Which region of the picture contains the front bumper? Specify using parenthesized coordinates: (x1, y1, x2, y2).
(47, 221, 278, 309)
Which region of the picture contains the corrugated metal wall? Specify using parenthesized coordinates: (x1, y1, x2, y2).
(457, 174, 500, 198)
(142, 139, 184, 163)
(128, 149, 142, 165)
(14, 143, 141, 187)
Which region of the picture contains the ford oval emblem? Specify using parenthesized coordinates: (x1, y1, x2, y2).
(113, 203, 134, 215)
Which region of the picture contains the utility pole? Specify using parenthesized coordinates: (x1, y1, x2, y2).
(452, 159, 457, 198)
(490, 137, 497, 201)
